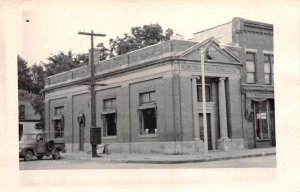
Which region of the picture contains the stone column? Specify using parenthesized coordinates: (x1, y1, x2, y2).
(191, 76, 200, 141)
(217, 77, 231, 150)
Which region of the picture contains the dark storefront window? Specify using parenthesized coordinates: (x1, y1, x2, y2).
(139, 91, 157, 135)
(103, 98, 117, 137)
(254, 101, 270, 140)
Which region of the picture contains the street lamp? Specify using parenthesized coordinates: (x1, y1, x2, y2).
(200, 37, 221, 154)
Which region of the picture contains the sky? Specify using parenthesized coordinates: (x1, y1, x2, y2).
(14, 0, 296, 66)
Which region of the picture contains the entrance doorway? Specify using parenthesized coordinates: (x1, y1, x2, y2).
(254, 99, 275, 147)
(199, 113, 213, 150)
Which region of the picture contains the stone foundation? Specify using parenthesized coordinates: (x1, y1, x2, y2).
(65, 139, 243, 154)
(66, 141, 206, 154)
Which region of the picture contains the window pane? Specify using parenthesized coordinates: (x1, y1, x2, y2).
(264, 55, 271, 63)
(55, 107, 64, 115)
(247, 73, 255, 83)
(265, 74, 270, 84)
(246, 61, 255, 72)
(149, 91, 156, 102)
(197, 85, 211, 102)
(246, 53, 255, 61)
(104, 98, 116, 109)
(111, 98, 116, 108)
(105, 113, 117, 136)
(140, 93, 150, 103)
(104, 100, 110, 109)
(142, 108, 157, 134)
(264, 63, 271, 73)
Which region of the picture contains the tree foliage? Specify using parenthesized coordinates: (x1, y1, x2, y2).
(30, 63, 46, 95)
(108, 24, 174, 57)
(44, 50, 88, 76)
(18, 55, 33, 93)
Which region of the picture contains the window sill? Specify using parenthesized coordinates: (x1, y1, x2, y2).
(138, 134, 158, 138)
(103, 136, 117, 139)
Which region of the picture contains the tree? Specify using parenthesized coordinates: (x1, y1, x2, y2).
(18, 55, 33, 92)
(30, 63, 46, 94)
(44, 50, 87, 76)
(96, 42, 110, 61)
(109, 24, 174, 56)
(30, 94, 45, 130)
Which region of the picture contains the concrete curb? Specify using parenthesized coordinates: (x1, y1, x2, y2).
(112, 152, 276, 164)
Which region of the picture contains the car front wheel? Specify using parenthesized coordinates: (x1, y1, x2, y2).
(52, 150, 60, 160)
(24, 150, 33, 161)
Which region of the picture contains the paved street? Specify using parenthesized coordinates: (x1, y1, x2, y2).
(19, 155, 276, 170)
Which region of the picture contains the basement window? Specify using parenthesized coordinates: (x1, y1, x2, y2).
(138, 91, 157, 135)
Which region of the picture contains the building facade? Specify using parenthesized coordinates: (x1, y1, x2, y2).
(193, 17, 275, 148)
(44, 18, 274, 154)
(18, 90, 41, 139)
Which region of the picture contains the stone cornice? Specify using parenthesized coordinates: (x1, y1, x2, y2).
(241, 84, 274, 93)
(43, 56, 174, 92)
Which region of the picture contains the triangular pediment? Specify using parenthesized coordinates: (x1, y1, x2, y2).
(177, 38, 241, 64)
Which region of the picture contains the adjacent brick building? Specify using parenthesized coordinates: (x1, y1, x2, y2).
(193, 17, 275, 148)
(43, 17, 274, 154)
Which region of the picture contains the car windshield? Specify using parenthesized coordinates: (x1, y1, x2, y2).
(20, 134, 37, 142)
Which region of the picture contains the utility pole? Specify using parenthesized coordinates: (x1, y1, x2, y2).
(78, 30, 106, 157)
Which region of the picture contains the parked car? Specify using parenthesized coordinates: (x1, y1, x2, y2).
(19, 131, 65, 161)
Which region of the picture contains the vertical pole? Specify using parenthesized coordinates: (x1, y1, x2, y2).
(78, 30, 106, 157)
(192, 76, 200, 141)
(200, 48, 208, 154)
(90, 31, 98, 157)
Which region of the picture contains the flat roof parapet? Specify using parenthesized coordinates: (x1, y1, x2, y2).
(45, 40, 197, 88)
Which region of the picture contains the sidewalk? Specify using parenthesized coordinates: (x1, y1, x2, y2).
(62, 147, 276, 164)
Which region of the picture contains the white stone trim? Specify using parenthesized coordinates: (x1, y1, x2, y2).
(244, 48, 258, 53)
(262, 50, 273, 55)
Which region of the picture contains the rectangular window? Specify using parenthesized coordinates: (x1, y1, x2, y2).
(54, 106, 64, 138)
(139, 91, 157, 135)
(246, 52, 256, 83)
(103, 98, 117, 137)
(140, 91, 156, 104)
(197, 85, 211, 102)
(254, 101, 270, 140)
(55, 106, 64, 115)
(19, 105, 25, 119)
(264, 54, 273, 84)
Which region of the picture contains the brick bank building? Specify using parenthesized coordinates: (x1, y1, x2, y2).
(44, 18, 275, 154)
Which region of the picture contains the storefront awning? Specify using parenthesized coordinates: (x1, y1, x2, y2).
(137, 103, 156, 110)
(101, 109, 116, 115)
(245, 92, 274, 118)
(52, 115, 63, 121)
